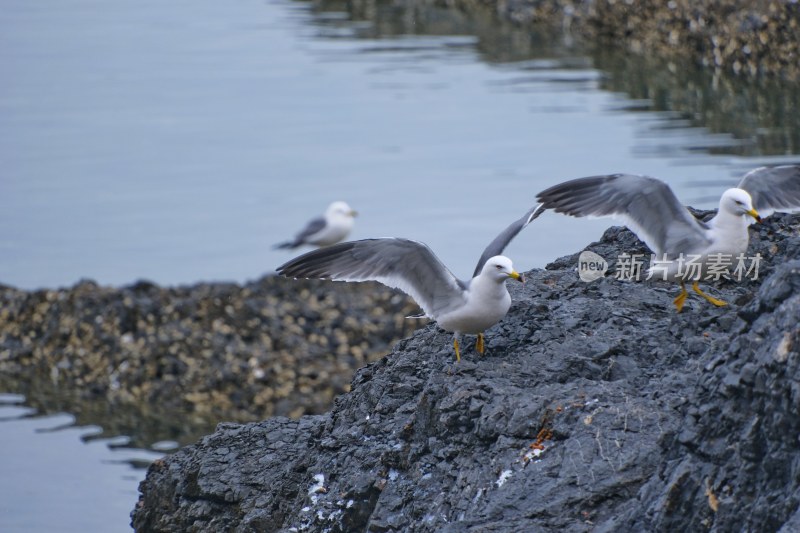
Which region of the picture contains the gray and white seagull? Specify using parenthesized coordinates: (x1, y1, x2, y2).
(275, 201, 358, 250)
(277, 204, 543, 361)
(536, 165, 800, 311)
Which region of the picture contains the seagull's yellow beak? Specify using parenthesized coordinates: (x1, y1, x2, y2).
(746, 208, 761, 223)
(349, 210, 358, 217)
(509, 270, 524, 283)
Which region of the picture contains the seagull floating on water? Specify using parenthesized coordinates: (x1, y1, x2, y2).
(277, 205, 543, 361)
(275, 201, 357, 250)
(536, 165, 800, 311)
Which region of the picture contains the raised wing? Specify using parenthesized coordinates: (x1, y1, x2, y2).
(277, 238, 468, 319)
(536, 174, 711, 255)
(472, 204, 544, 278)
(738, 165, 800, 217)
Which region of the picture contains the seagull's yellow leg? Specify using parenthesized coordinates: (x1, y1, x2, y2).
(476, 333, 485, 355)
(453, 338, 461, 362)
(692, 281, 727, 307)
(673, 281, 688, 313)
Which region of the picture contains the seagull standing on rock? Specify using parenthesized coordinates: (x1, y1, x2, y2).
(277, 205, 544, 361)
(275, 201, 358, 250)
(536, 166, 800, 311)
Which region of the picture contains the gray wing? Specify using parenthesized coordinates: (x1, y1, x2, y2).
(274, 217, 327, 249)
(277, 238, 468, 319)
(472, 203, 544, 278)
(536, 174, 711, 255)
(737, 165, 800, 217)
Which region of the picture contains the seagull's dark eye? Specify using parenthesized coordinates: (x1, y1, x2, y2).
(495, 264, 502, 270)
(735, 200, 743, 205)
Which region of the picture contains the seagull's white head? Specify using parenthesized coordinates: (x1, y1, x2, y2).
(720, 188, 761, 222)
(481, 255, 524, 283)
(326, 201, 358, 221)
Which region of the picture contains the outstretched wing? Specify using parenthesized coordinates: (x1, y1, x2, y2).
(536, 173, 712, 255)
(738, 165, 800, 217)
(277, 238, 468, 319)
(472, 204, 544, 278)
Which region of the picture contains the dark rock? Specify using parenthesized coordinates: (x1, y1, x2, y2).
(132, 213, 800, 532)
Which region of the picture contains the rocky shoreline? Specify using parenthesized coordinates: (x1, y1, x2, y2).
(439, 0, 800, 80)
(0, 276, 423, 446)
(131, 212, 800, 531)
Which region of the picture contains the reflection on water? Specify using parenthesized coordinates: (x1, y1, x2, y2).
(0, 378, 201, 451)
(298, 0, 800, 212)
(593, 50, 800, 158)
(0, 395, 162, 533)
(307, 0, 800, 160)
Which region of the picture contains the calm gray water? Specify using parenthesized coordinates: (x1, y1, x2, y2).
(1, 0, 798, 531)
(3, 0, 797, 291)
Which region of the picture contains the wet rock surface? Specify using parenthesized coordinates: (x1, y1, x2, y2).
(132, 213, 800, 532)
(0, 276, 423, 445)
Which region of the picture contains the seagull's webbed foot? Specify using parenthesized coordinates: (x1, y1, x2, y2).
(673, 281, 688, 313)
(476, 333, 485, 355)
(453, 337, 461, 362)
(692, 281, 727, 307)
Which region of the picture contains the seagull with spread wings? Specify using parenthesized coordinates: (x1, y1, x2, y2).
(536, 165, 800, 311)
(277, 205, 543, 361)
